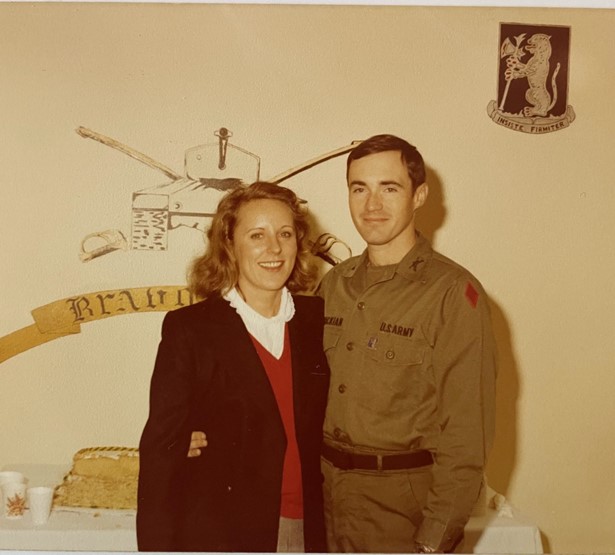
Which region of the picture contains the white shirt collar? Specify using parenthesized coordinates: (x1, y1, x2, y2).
(223, 286, 295, 359)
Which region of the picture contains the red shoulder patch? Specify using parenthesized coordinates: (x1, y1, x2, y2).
(465, 282, 479, 308)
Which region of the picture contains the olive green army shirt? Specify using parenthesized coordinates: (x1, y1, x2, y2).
(317, 233, 497, 550)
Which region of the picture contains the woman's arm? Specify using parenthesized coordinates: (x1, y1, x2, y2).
(137, 310, 197, 551)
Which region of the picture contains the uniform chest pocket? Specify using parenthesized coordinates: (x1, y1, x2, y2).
(323, 325, 342, 353)
(367, 334, 426, 367)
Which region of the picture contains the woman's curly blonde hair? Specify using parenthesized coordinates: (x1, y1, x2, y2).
(188, 181, 317, 300)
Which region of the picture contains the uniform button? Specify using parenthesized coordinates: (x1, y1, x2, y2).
(346, 342, 355, 351)
(333, 428, 342, 439)
(357, 301, 366, 310)
(338, 384, 347, 393)
(385, 350, 395, 360)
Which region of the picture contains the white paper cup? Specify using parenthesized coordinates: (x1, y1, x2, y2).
(2, 481, 27, 519)
(27, 486, 54, 525)
(0, 471, 27, 511)
(0, 471, 26, 486)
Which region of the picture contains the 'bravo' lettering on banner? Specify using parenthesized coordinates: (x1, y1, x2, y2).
(0, 286, 195, 364)
(62, 287, 193, 326)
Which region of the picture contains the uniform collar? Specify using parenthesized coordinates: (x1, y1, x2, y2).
(342, 232, 432, 282)
(340, 250, 369, 278)
(396, 233, 432, 281)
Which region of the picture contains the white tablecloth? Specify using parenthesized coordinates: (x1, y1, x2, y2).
(1, 464, 542, 553)
(0, 463, 136, 551)
(0, 507, 137, 551)
(466, 507, 543, 553)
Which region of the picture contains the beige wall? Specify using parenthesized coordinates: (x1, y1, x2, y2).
(1, 3, 614, 552)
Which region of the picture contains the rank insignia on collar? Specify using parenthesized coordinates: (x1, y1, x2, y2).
(367, 336, 378, 350)
(410, 257, 425, 272)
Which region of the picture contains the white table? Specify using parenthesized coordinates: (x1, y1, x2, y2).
(1, 465, 542, 553)
(0, 507, 136, 551)
(0, 463, 137, 551)
(466, 505, 543, 553)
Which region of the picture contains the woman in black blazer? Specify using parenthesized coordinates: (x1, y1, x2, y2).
(137, 182, 329, 552)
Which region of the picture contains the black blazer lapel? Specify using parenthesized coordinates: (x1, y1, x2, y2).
(211, 298, 283, 429)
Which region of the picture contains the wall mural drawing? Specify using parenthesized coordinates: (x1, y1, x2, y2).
(77, 126, 260, 261)
(487, 23, 575, 134)
(77, 126, 353, 265)
(0, 127, 356, 364)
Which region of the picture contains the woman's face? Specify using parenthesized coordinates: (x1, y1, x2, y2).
(232, 198, 298, 300)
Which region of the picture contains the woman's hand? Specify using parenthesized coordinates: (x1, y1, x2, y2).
(187, 431, 208, 457)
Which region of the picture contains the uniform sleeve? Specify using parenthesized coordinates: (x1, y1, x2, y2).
(414, 278, 497, 552)
(314, 268, 332, 300)
(136, 311, 197, 551)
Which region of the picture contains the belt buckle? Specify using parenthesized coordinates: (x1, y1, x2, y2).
(377, 455, 383, 472)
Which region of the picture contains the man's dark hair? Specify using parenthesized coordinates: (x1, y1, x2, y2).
(347, 134, 426, 191)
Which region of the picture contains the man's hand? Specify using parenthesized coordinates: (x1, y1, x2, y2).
(187, 430, 207, 458)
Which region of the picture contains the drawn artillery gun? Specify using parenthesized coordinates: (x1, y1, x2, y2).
(77, 126, 355, 266)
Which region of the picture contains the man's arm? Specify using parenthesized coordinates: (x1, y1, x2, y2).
(414, 277, 497, 552)
(314, 268, 331, 300)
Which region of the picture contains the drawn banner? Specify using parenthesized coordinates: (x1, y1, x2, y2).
(0, 286, 194, 364)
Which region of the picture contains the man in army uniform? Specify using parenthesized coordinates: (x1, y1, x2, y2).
(317, 134, 497, 553)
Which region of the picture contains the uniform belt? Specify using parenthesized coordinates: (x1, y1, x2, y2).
(322, 443, 433, 471)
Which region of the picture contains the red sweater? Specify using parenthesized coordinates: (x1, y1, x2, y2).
(250, 326, 304, 519)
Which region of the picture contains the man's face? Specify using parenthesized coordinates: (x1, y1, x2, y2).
(347, 150, 427, 256)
